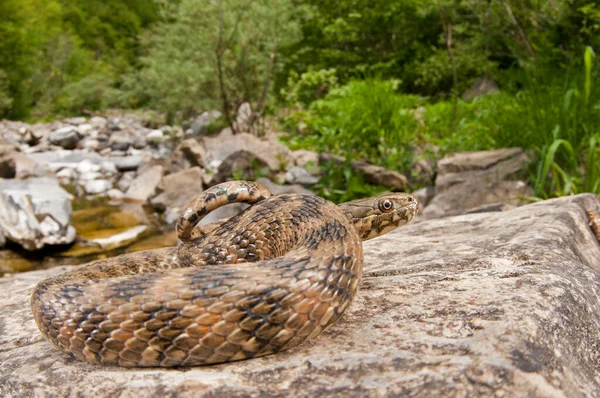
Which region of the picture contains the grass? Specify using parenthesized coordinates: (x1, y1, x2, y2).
(282, 48, 600, 201)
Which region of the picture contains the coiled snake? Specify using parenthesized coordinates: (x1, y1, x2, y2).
(31, 181, 418, 367)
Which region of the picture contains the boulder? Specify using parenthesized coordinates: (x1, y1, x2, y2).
(124, 165, 164, 202)
(150, 167, 204, 213)
(211, 150, 270, 184)
(285, 166, 319, 186)
(203, 131, 293, 172)
(190, 110, 222, 135)
(423, 148, 532, 219)
(49, 126, 82, 149)
(165, 138, 207, 174)
(1, 194, 600, 396)
(0, 177, 75, 250)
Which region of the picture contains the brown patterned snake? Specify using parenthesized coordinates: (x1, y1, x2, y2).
(31, 180, 419, 367)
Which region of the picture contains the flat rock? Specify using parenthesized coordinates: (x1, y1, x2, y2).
(203, 132, 293, 172)
(150, 167, 204, 213)
(1, 194, 599, 396)
(0, 177, 75, 250)
(424, 148, 532, 219)
(124, 165, 164, 202)
(48, 126, 81, 149)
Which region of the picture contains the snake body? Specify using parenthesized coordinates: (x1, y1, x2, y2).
(31, 181, 418, 367)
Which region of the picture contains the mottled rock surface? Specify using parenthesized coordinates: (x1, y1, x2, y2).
(424, 148, 532, 219)
(1, 194, 599, 397)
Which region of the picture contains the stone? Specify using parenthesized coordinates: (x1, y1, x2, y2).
(147, 129, 165, 142)
(106, 189, 124, 201)
(285, 166, 319, 186)
(109, 156, 145, 172)
(124, 165, 164, 202)
(89, 116, 107, 129)
(320, 153, 408, 190)
(150, 167, 204, 214)
(84, 225, 148, 250)
(423, 148, 532, 219)
(165, 138, 207, 174)
(211, 150, 270, 184)
(462, 77, 500, 100)
(255, 177, 314, 196)
(292, 149, 319, 169)
(190, 110, 222, 135)
(0, 155, 16, 178)
(412, 185, 435, 208)
(106, 118, 122, 131)
(203, 132, 293, 172)
(108, 134, 134, 151)
(235, 102, 253, 132)
(64, 117, 87, 125)
(26, 150, 106, 172)
(0, 177, 75, 250)
(117, 171, 136, 192)
(49, 126, 81, 149)
(83, 180, 112, 195)
(1, 195, 600, 396)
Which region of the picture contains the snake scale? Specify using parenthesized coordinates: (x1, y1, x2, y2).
(31, 180, 419, 367)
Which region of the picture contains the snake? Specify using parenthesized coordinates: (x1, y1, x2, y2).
(31, 180, 419, 367)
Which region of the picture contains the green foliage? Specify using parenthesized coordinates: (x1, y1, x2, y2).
(313, 161, 388, 203)
(281, 68, 339, 106)
(121, 0, 301, 123)
(284, 79, 425, 172)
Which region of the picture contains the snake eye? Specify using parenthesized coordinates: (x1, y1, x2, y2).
(379, 199, 394, 212)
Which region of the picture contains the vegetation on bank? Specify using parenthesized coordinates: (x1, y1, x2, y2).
(1, 0, 599, 200)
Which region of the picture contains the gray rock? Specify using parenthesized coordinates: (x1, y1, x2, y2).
(235, 102, 253, 132)
(49, 126, 82, 149)
(64, 117, 87, 125)
(462, 77, 500, 100)
(1, 194, 600, 396)
(109, 156, 145, 172)
(255, 177, 314, 196)
(150, 167, 204, 214)
(83, 179, 112, 195)
(203, 131, 293, 172)
(165, 138, 207, 174)
(147, 129, 165, 142)
(211, 150, 270, 184)
(106, 118, 122, 131)
(108, 134, 133, 151)
(424, 148, 532, 219)
(285, 166, 319, 186)
(89, 116, 107, 129)
(106, 188, 124, 201)
(117, 171, 136, 192)
(26, 150, 105, 172)
(292, 149, 319, 170)
(190, 110, 222, 135)
(0, 177, 75, 250)
(124, 165, 164, 202)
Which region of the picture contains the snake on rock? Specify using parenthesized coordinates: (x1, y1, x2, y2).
(31, 180, 419, 367)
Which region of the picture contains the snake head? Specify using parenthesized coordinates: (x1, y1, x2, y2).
(340, 192, 420, 240)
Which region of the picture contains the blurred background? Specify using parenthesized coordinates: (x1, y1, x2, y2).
(1, 0, 600, 271)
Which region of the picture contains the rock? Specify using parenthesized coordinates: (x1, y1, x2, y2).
(89, 116, 107, 129)
(255, 177, 314, 196)
(0, 155, 16, 178)
(56, 167, 77, 184)
(235, 102, 253, 132)
(147, 129, 165, 142)
(150, 167, 204, 214)
(285, 166, 319, 186)
(108, 134, 133, 151)
(83, 180, 112, 195)
(423, 148, 532, 219)
(0, 177, 75, 250)
(203, 132, 293, 172)
(85, 225, 148, 250)
(109, 156, 145, 172)
(462, 77, 500, 100)
(211, 150, 270, 184)
(1, 195, 600, 396)
(106, 189, 124, 201)
(49, 126, 82, 149)
(26, 150, 105, 172)
(190, 110, 222, 135)
(124, 165, 164, 202)
(412, 185, 435, 208)
(165, 139, 207, 174)
(117, 171, 136, 192)
(320, 153, 408, 190)
(64, 117, 87, 125)
(106, 118, 122, 131)
(292, 149, 319, 170)
(80, 138, 100, 151)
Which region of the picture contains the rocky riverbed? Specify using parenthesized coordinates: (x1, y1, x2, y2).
(0, 111, 533, 274)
